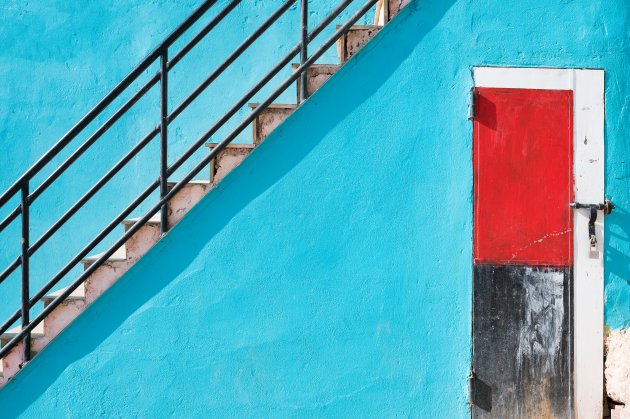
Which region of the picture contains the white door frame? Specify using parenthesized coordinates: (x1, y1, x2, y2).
(473, 66, 605, 419)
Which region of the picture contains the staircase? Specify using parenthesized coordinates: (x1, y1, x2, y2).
(0, 0, 407, 386)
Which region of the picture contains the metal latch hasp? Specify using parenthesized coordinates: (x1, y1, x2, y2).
(570, 200, 614, 250)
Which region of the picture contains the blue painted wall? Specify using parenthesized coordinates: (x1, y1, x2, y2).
(0, 0, 629, 416)
(0, 0, 369, 322)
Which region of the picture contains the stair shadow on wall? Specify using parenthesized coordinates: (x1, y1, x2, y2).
(0, 0, 460, 413)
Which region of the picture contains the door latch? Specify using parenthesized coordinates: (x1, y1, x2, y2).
(570, 200, 614, 250)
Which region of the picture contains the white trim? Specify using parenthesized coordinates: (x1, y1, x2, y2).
(473, 66, 605, 419)
(571, 69, 605, 419)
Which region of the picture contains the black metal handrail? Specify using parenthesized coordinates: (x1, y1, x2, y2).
(0, 0, 242, 285)
(0, 0, 378, 366)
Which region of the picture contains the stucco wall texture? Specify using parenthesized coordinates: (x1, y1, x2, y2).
(0, 0, 369, 323)
(0, 0, 628, 416)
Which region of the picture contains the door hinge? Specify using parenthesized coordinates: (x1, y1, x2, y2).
(469, 368, 492, 412)
(468, 88, 477, 120)
(570, 199, 614, 250)
(468, 368, 475, 407)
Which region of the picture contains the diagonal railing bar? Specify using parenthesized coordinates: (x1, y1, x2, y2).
(0, 312, 19, 340)
(168, 0, 357, 177)
(0, 0, 354, 269)
(0, 174, 161, 337)
(0, 205, 20, 233)
(29, 78, 160, 204)
(0, 1, 247, 277)
(1, 0, 240, 226)
(0, 257, 20, 287)
(0, 0, 221, 210)
(169, 0, 298, 122)
(177, 0, 379, 192)
(28, 0, 243, 205)
(0, 0, 312, 321)
(0, 0, 242, 341)
(168, 0, 242, 70)
(0, 0, 382, 371)
(30, 128, 161, 255)
(0, 0, 235, 237)
(0, 0, 378, 359)
(0, 3, 299, 282)
(0, 127, 160, 287)
(0, 0, 356, 286)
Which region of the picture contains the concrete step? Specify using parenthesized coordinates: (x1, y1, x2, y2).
(40, 286, 87, 347)
(248, 103, 297, 145)
(81, 247, 130, 304)
(0, 323, 45, 385)
(121, 215, 162, 261)
(83, 257, 130, 305)
(41, 285, 85, 304)
(337, 25, 381, 64)
(166, 180, 212, 225)
(121, 180, 212, 258)
(292, 63, 340, 99)
(204, 143, 255, 185)
(219, 65, 338, 177)
(0, 323, 45, 347)
(81, 246, 127, 269)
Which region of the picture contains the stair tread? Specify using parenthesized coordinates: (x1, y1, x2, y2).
(248, 103, 297, 110)
(82, 247, 127, 264)
(2, 323, 45, 340)
(121, 214, 161, 227)
(167, 180, 211, 186)
(338, 24, 381, 30)
(42, 285, 85, 303)
(290, 63, 340, 70)
(204, 143, 255, 149)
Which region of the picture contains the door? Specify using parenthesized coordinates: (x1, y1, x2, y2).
(470, 67, 606, 419)
(472, 87, 574, 418)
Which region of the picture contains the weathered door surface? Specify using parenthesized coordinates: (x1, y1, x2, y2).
(472, 88, 574, 418)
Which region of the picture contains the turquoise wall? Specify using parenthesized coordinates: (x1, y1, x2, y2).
(0, 0, 369, 322)
(0, 0, 629, 416)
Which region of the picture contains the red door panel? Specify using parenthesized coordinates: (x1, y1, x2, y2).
(473, 88, 574, 266)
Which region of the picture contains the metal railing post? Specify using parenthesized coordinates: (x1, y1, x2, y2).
(160, 50, 169, 235)
(20, 182, 31, 365)
(299, 0, 309, 103)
